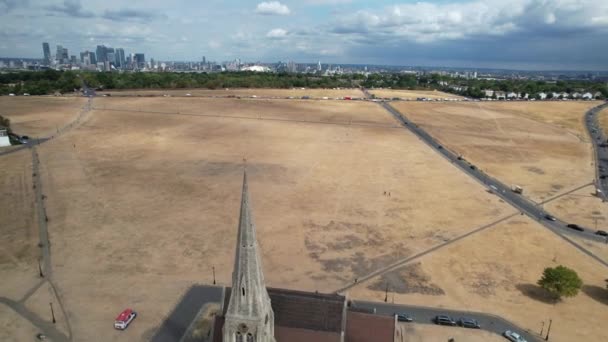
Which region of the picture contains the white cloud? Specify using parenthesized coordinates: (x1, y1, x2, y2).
(255, 1, 290, 16)
(331, 0, 608, 43)
(266, 28, 288, 39)
(306, 0, 352, 4)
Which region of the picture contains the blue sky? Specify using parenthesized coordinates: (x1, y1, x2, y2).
(1, 0, 607, 70)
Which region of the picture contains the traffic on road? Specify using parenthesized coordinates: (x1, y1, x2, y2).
(381, 102, 608, 253)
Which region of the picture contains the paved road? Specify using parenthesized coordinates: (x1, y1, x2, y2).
(151, 285, 223, 342)
(350, 300, 542, 342)
(381, 102, 608, 266)
(584, 102, 608, 200)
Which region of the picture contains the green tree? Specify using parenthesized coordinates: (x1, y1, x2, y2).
(537, 265, 582, 300)
(0, 115, 10, 130)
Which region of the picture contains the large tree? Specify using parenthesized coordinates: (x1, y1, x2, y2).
(0, 115, 10, 129)
(537, 265, 582, 300)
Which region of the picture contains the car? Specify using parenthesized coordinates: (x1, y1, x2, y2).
(458, 317, 480, 329)
(470, 165, 477, 170)
(544, 214, 557, 221)
(437, 145, 443, 149)
(503, 330, 527, 342)
(595, 230, 608, 237)
(114, 308, 137, 330)
(566, 223, 584, 232)
(434, 315, 457, 326)
(395, 313, 413, 322)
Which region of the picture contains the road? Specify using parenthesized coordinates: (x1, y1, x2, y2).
(350, 300, 542, 342)
(380, 102, 608, 267)
(584, 102, 608, 200)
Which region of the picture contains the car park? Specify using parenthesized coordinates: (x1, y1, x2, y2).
(395, 313, 413, 322)
(457, 317, 480, 329)
(503, 330, 527, 342)
(434, 315, 457, 326)
(114, 308, 137, 330)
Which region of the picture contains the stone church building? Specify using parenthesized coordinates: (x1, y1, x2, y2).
(212, 172, 395, 342)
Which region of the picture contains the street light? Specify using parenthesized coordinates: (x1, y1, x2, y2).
(384, 283, 389, 303)
(545, 319, 552, 341)
(212, 266, 216, 285)
(49, 302, 56, 324)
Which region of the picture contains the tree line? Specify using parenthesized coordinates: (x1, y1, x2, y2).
(0, 70, 606, 99)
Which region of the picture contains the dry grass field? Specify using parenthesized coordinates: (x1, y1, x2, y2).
(350, 216, 608, 342)
(0, 97, 87, 137)
(392, 101, 601, 203)
(2, 95, 607, 342)
(1, 96, 514, 341)
(369, 89, 463, 99)
(544, 185, 608, 231)
(98, 87, 365, 99)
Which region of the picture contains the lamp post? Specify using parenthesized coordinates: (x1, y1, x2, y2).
(49, 302, 56, 324)
(384, 283, 389, 303)
(212, 266, 216, 285)
(545, 319, 552, 341)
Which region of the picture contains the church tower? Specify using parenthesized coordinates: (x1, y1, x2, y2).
(223, 172, 275, 342)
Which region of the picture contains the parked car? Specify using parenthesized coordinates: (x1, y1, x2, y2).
(503, 330, 527, 342)
(395, 313, 413, 322)
(114, 308, 137, 330)
(544, 214, 557, 221)
(566, 223, 584, 232)
(458, 317, 480, 329)
(595, 230, 608, 237)
(434, 315, 457, 326)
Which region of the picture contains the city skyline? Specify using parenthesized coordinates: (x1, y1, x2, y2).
(1, 1, 608, 71)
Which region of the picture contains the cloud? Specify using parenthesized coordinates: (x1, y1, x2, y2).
(255, 1, 290, 16)
(46, 0, 94, 18)
(306, 0, 352, 4)
(266, 28, 288, 39)
(330, 0, 608, 44)
(102, 8, 166, 21)
(0, 0, 27, 13)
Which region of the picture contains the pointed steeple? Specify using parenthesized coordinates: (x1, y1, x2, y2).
(224, 171, 275, 342)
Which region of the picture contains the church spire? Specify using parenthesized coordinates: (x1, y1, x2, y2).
(224, 171, 275, 342)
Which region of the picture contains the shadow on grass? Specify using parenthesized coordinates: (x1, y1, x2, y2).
(581, 285, 608, 305)
(150, 285, 223, 342)
(515, 283, 559, 304)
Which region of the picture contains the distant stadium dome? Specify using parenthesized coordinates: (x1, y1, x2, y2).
(241, 65, 271, 72)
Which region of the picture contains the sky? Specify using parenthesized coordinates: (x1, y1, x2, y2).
(1, 0, 608, 70)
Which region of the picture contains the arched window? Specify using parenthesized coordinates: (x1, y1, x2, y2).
(235, 331, 242, 342)
(242, 287, 245, 296)
(247, 333, 254, 342)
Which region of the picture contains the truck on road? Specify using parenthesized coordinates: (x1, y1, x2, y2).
(512, 185, 523, 194)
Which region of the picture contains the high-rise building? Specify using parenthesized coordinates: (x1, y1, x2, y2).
(42, 42, 51, 65)
(70, 55, 77, 64)
(134, 53, 145, 69)
(107, 52, 115, 67)
(96, 45, 107, 63)
(115, 48, 125, 68)
(56, 45, 63, 61)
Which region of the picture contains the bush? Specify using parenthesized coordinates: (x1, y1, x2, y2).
(537, 265, 582, 300)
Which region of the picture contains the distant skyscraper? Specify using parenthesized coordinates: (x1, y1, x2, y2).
(202, 56, 206, 64)
(134, 53, 145, 69)
(42, 42, 51, 65)
(96, 45, 107, 63)
(317, 60, 322, 71)
(107, 52, 115, 67)
(56, 45, 63, 61)
(115, 48, 125, 68)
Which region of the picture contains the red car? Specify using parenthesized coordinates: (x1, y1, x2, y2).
(114, 308, 137, 330)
